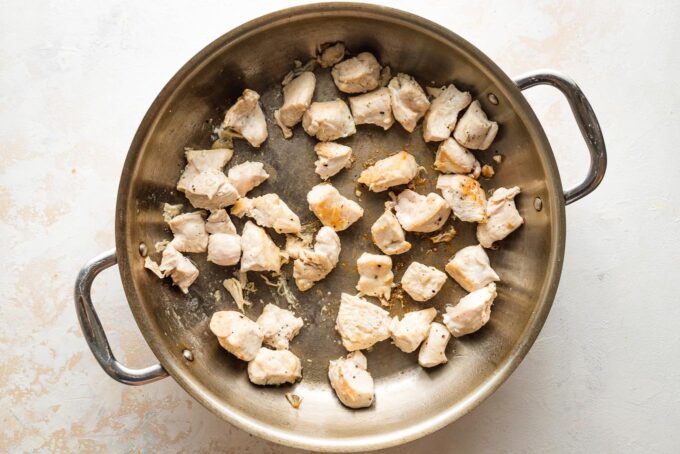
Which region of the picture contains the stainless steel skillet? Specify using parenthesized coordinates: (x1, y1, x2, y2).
(75, 3, 606, 451)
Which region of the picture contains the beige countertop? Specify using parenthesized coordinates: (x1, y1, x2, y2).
(2, 0, 679, 452)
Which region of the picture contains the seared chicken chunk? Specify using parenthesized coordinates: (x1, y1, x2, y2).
(389, 308, 437, 353)
(231, 194, 301, 234)
(401, 262, 447, 302)
(356, 253, 393, 301)
(157, 244, 199, 294)
(358, 151, 418, 192)
(445, 244, 499, 292)
(240, 221, 282, 273)
(247, 348, 302, 385)
(443, 283, 497, 337)
(394, 189, 451, 233)
(222, 88, 268, 147)
(302, 99, 356, 141)
(434, 138, 480, 176)
(227, 161, 269, 197)
(422, 84, 472, 142)
(307, 184, 364, 231)
(328, 351, 374, 408)
(436, 174, 488, 223)
(331, 52, 381, 94)
(256, 304, 304, 350)
(168, 211, 208, 253)
(453, 100, 498, 150)
(388, 73, 430, 132)
(318, 42, 345, 68)
(418, 322, 451, 368)
(177, 149, 239, 210)
(477, 186, 524, 248)
(209, 311, 263, 361)
(371, 203, 412, 255)
(314, 142, 353, 180)
(274, 71, 316, 138)
(293, 226, 341, 291)
(336, 293, 391, 351)
(349, 87, 394, 130)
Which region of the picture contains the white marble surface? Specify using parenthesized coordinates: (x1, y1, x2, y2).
(2, 0, 679, 452)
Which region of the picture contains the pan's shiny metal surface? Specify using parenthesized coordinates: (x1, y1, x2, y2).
(75, 3, 606, 451)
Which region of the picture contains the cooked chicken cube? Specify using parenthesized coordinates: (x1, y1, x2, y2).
(307, 184, 364, 231)
(331, 52, 381, 94)
(177, 149, 239, 210)
(358, 151, 418, 192)
(274, 71, 316, 138)
(205, 209, 237, 234)
(356, 253, 393, 301)
(207, 233, 241, 266)
(247, 348, 302, 385)
(256, 303, 304, 350)
(335, 293, 391, 351)
(477, 186, 524, 248)
(388, 73, 430, 132)
(318, 42, 345, 68)
(445, 244, 500, 292)
(206, 210, 241, 265)
(231, 194, 301, 234)
(157, 244, 199, 294)
(222, 88, 268, 147)
(434, 138, 480, 176)
(227, 161, 269, 197)
(302, 99, 356, 141)
(349, 87, 394, 130)
(389, 308, 437, 353)
(293, 226, 341, 291)
(167, 211, 208, 253)
(443, 283, 497, 337)
(418, 322, 451, 368)
(314, 142, 353, 180)
(210, 310, 263, 361)
(436, 174, 488, 223)
(328, 351, 374, 408)
(453, 100, 498, 150)
(240, 221, 282, 273)
(394, 189, 451, 233)
(371, 203, 412, 255)
(401, 262, 447, 302)
(422, 84, 472, 142)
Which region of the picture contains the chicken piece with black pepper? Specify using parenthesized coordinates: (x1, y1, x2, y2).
(401, 262, 447, 302)
(231, 193, 301, 234)
(356, 253, 393, 301)
(328, 351, 374, 408)
(256, 304, 304, 350)
(422, 84, 472, 142)
(302, 99, 356, 141)
(210, 310, 263, 361)
(247, 348, 302, 385)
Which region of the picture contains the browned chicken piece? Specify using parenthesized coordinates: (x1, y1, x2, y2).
(222, 88, 268, 147)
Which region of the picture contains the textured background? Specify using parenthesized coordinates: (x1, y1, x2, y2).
(1, 0, 679, 452)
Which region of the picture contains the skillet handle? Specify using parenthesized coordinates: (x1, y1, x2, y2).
(514, 70, 607, 205)
(74, 249, 169, 385)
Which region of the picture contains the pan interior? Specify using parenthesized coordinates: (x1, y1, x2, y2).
(117, 4, 564, 450)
